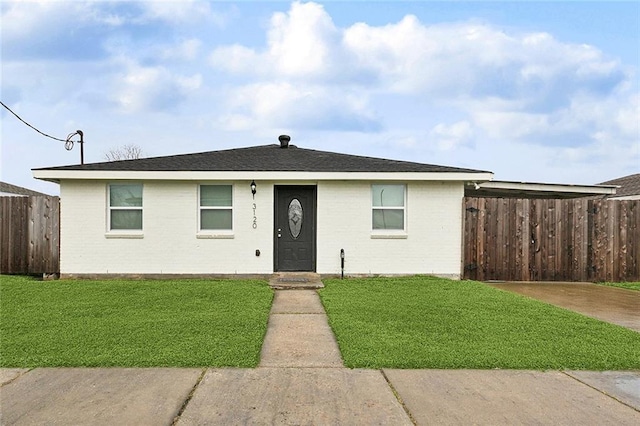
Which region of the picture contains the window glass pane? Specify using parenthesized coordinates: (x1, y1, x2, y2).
(201, 209, 232, 230)
(110, 184, 142, 207)
(288, 198, 303, 239)
(201, 185, 232, 207)
(373, 209, 404, 230)
(111, 210, 142, 230)
(372, 185, 404, 207)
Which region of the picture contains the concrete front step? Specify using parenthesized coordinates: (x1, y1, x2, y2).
(269, 272, 324, 289)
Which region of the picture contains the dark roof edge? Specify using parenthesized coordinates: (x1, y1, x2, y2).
(0, 181, 53, 196)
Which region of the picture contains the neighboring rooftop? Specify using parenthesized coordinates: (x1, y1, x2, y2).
(33, 143, 489, 174)
(599, 174, 640, 200)
(0, 181, 51, 197)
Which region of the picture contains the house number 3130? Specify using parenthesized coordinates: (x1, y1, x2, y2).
(252, 203, 257, 229)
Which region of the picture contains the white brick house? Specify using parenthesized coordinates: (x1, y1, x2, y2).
(33, 136, 492, 278)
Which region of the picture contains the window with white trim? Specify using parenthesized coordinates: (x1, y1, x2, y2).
(108, 183, 143, 230)
(199, 185, 233, 230)
(372, 184, 405, 230)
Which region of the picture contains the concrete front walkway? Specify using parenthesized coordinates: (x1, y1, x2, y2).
(259, 290, 343, 368)
(2, 286, 639, 425)
(489, 282, 640, 332)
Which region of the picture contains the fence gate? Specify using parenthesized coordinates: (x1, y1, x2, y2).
(463, 197, 639, 282)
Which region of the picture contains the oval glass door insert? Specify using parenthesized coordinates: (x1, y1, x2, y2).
(288, 199, 303, 239)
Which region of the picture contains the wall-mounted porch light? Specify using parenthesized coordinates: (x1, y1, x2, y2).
(250, 180, 257, 199)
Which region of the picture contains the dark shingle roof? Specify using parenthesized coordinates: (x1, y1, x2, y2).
(599, 173, 640, 198)
(33, 144, 489, 174)
(0, 181, 51, 196)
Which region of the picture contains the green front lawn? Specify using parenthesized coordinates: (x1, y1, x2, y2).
(0, 276, 273, 368)
(319, 276, 640, 370)
(598, 282, 640, 291)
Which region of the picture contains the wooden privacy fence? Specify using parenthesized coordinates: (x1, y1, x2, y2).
(0, 196, 60, 275)
(463, 197, 640, 282)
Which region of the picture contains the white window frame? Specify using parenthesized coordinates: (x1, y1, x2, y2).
(197, 184, 234, 239)
(371, 183, 408, 239)
(106, 183, 144, 238)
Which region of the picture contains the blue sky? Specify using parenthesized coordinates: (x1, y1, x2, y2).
(2, 1, 638, 194)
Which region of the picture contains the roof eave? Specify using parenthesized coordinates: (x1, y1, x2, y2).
(467, 180, 618, 198)
(33, 169, 494, 182)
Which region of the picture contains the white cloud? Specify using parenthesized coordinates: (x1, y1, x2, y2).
(614, 94, 640, 138)
(211, 6, 626, 99)
(208, 1, 632, 141)
(176, 74, 203, 91)
(159, 39, 202, 61)
(209, 44, 260, 73)
(471, 90, 639, 149)
(211, 1, 340, 78)
(342, 15, 435, 92)
(139, 0, 227, 26)
(266, 1, 339, 77)
(217, 82, 380, 132)
(430, 121, 475, 151)
(113, 63, 202, 113)
(2, 1, 226, 63)
(473, 111, 549, 140)
(1, 1, 119, 38)
(1, 1, 124, 61)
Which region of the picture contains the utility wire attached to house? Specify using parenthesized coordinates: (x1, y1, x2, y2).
(1, 100, 85, 164)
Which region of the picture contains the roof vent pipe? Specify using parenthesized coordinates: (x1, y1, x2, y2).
(279, 134, 290, 148)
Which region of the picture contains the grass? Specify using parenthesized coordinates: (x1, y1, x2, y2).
(597, 281, 640, 291)
(319, 276, 640, 370)
(0, 276, 273, 368)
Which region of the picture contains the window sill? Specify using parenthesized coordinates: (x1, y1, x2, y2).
(371, 232, 408, 239)
(196, 233, 235, 239)
(105, 232, 144, 239)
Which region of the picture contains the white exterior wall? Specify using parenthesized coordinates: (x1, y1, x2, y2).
(316, 181, 463, 277)
(60, 179, 464, 277)
(60, 180, 275, 275)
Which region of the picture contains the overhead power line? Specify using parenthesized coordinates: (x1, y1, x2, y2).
(1, 100, 86, 164)
(1, 100, 67, 142)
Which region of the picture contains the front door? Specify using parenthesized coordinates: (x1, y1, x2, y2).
(274, 185, 316, 271)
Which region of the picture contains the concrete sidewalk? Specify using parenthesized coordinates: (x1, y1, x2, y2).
(2, 367, 638, 425)
(1, 288, 639, 425)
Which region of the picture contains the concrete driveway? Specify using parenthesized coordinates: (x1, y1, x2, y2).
(488, 282, 640, 332)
